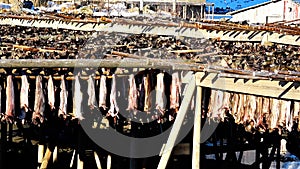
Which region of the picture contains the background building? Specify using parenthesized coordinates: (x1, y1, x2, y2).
(227, 0, 300, 24)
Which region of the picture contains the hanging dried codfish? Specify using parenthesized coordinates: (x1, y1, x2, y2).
(248, 95, 257, 123)
(293, 101, 300, 120)
(258, 97, 270, 130)
(73, 74, 84, 120)
(255, 97, 263, 127)
(48, 75, 55, 110)
(99, 75, 107, 110)
(269, 98, 280, 130)
(231, 93, 240, 123)
(221, 91, 231, 121)
(108, 74, 119, 118)
(127, 74, 137, 112)
(236, 94, 245, 124)
(155, 72, 165, 115)
(207, 89, 217, 120)
(144, 73, 151, 113)
(58, 75, 68, 118)
(262, 97, 270, 116)
(33, 75, 45, 124)
(137, 75, 145, 112)
(243, 95, 250, 123)
(277, 100, 292, 131)
(293, 101, 300, 131)
(20, 75, 29, 114)
(5, 75, 15, 123)
(170, 72, 181, 111)
(211, 90, 223, 121)
(278, 100, 286, 127)
(87, 75, 96, 110)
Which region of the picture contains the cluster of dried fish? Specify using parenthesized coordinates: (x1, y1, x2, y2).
(212, 40, 300, 72)
(98, 33, 214, 60)
(207, 89, 300, 134)
(0, 24, 215, 60)
(0, 25, 92, 59)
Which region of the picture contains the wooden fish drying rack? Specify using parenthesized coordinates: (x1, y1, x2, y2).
(0, 58, 296, 169)
(1, 15, 298, 169)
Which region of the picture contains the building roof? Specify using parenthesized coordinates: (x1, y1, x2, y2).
(227, 0, 281, 15)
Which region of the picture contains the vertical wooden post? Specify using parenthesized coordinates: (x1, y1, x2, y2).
(53, 146, 58, 163)
(107, 155, 111, 169)
(192, 86, 202, 169)
(212, 4, 214, 21)
(157, 74, 196, 169)
(38, 144, 45, 164)
(139, 0, 143, 14)
(200, 5, 203, 20)
(77, 125, 84, 169)
(208, 6, 210, 20)
(94, 151, 103, 169)
(41, 147, 52, 169)
(172, 0, 176, 14)
(183, 5, 187, 20)
(77, 153, 84, 169)
(40, 147, 52, 169)
(70, 150, 76, 168)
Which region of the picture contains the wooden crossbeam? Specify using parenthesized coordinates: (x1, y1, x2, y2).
(0, 59, 200, 70)
(195, 72, 300, 101)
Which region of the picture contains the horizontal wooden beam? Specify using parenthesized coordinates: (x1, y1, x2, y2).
(195, 72, 300, 101)
(0, 59, 200, 70)
(1, 17, 300, 46)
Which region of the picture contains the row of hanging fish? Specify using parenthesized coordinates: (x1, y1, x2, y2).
(207, 89, 300, 133)
(0, 70, 183, 124)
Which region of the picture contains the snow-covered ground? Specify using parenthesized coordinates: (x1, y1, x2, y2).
(205, 150, 300, 169)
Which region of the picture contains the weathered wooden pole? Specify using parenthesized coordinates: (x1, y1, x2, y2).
(94, 151, 103, 169)
(157, 74, 196, 169)
(40, 147, 53, 169)
(107, 155, 111, 169)
(53, 146, 58, 163)
(37, 144, 45, 165)
(192, 86, 202, 169)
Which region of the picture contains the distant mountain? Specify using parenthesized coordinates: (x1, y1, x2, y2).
(206, 0, 270, 14)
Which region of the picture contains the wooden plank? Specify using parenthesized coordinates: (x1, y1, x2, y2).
(94, 151, 103, 169)
(38, 144, 45, 164)
(168, 49, 204, 53)
(77, 154, 84, 169)
(107, 155, 111, 169)
(111, 51, 147, 59)
(53, 146, 58, 163)
(157, 73, 196, 169)
(192, 86, 202, 169)
(41, 147, 52, 169)
(70, 150, 76, 168)
(195, 72, 300, 101)
(0, 59, 199, 70)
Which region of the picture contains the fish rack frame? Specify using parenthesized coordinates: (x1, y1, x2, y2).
(1, 15, 300, 169)
(0, 58, 296, 169)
